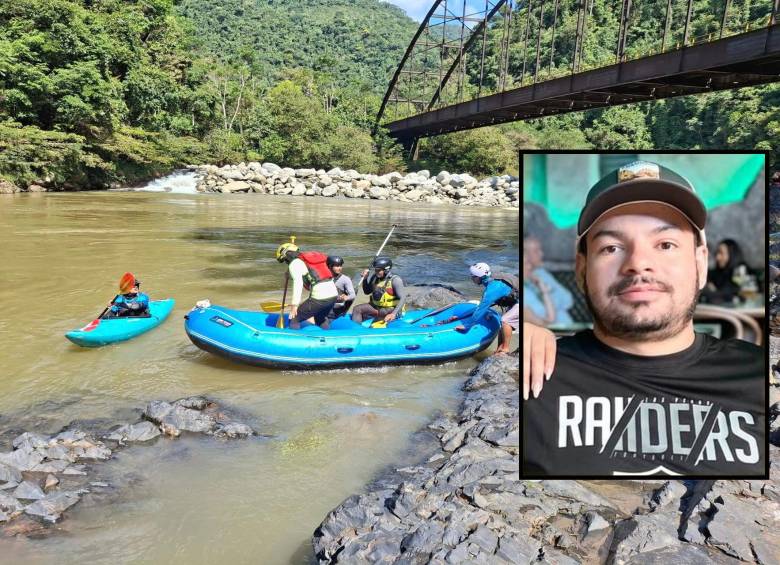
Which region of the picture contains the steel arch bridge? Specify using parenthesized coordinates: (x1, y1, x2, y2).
(376, 0, 780, 150)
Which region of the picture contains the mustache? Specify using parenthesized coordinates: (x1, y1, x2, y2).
(608, 276, 672, 297)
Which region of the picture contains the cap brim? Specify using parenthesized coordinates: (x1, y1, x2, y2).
(577, 179, 707, 235)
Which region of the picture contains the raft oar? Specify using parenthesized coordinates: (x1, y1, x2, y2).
(277, 272, 289, 329)
(406, 303, 457, 325)
(260, 300, 290, 313)
(358, 224, 397, 293)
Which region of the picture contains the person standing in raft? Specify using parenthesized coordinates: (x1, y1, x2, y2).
(351, 256, 407, 324)
(326, 256, 356, 320)
(455, 263, 519, 355)
(107, 272, 150, 318)
(276, 241, 338, 329)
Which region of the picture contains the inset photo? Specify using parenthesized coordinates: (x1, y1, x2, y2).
(522, 151, 767, 478)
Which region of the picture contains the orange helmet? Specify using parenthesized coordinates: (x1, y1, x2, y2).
(119, 272, 136, 293)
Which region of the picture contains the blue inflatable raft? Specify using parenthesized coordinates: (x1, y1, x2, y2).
(184, 302, 500, 369)
(66, 299, 175, 347)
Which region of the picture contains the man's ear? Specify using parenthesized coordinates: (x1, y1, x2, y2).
(575, 252, 586, 293)
(696, 243, 708, 291)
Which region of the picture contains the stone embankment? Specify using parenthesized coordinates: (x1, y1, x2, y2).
(0, 396, 254, 534)
(313, 352, 780, 563)
(190, 162, 520, 208)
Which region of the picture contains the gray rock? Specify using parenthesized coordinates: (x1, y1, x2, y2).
(291, 183, 307, 196)
(321, 184, 339, 197)
(0, 179, 20, 194)
(468, 525, 498, 554)
(12, 432, 50, 452)
(220, 180, 251, 193)
(214, 422, 254, 439)
(0, 492, 24, 513)
(14, 480, 45, 501)
(143, 400, 174, 423)
(160, 405, 216, 435)
(401, 520, 445, 555)
(174, 396, 209, 410)
(106, 421, 161, 442)
(0, 448, 44, 471)
(275, 185, 293, 195)
(0, 509, 7, 522)
(262, 162, 281, 173)
(0, 462, 22, 484)
(368, 186, 390, 199)
(344, 187, 364, 198)
(24, 491, 80, 522)
(30, 460, 70, 473)
(584, 510, 609, 532)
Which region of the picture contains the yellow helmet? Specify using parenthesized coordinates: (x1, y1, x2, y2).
(276, 242, 299, 262)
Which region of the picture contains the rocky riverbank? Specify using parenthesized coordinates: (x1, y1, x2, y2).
(0, 396, 254, 534)
(190, 163, 520, 208)
(313, 352, 780, 563)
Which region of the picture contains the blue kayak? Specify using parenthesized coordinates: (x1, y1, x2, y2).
(184, 302, 501, 369)
(66, 299, 175, 347)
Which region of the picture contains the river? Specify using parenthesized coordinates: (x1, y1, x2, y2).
(0, 179, 518, 563)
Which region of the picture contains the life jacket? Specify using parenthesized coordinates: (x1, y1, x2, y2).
(492, 272, 519, 308)
(298, 251, 334, 290)
(369, 274, 404, 312)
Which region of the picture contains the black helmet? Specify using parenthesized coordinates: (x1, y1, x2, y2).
(327, 255, 344, 268)
(372, 256, 392, 270)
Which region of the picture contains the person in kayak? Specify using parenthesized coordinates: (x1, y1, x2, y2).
(326, 255, 356, 320)
(276, 241, 338, 330)
(107, 272, 150, 318)
(351, 256, 406, 324)
(455, 263, 519, 355)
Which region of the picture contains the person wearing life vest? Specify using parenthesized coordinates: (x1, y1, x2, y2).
(276, 241, 338, 329)
(107, 272, 150, 318)
(351, 256, 407, 324)
(456, 262, 519, 355)
(326, 256, 356, 320)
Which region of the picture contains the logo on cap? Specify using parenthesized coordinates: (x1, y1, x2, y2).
(617, 161, 660, 183)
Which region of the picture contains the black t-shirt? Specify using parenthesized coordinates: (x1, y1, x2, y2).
(523, 331, 765, 477)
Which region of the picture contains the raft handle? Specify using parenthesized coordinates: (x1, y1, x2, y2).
(405, 344, 421, 351)
(337, 347, 354, 354)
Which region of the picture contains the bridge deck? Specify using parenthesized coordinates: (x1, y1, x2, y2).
(386, 26, 780, 141)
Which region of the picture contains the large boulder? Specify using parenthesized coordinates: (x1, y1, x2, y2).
(0, 179, 19, 194)
(220, 181, 251, 193)
(368, 186, 389, 199)
(291, 183, 307, 196)
(262, 162, 281, 173)
(321, 184, 339, 197)
(404, 285, 466, 310)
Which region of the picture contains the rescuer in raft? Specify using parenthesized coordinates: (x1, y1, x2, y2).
(325, 255, 356, 320)
(106, 272, 150, 318)
(276, 241, 339, 329)
(351, 256, 407, 325)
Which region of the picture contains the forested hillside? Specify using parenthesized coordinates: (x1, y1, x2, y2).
(0, 0, 776, 191)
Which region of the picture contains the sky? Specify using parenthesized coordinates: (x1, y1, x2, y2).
(387, 1, 490, 23)
(386, 1, 432, 22)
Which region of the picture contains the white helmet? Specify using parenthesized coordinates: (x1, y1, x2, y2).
(469, 263, 491, 278)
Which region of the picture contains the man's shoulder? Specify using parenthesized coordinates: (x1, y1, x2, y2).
(699, 334, 763, 363)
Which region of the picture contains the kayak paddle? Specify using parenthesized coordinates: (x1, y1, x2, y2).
(358, 224, 397, 294)
(277, 272, 289, 329)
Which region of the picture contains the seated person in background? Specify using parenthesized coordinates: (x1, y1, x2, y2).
(523, 234, 574, 324)
(108, 272, 150, 317)
(326, 255, 356, 319)
(523, 255, 557, 326)
(701, 238, 748, 304)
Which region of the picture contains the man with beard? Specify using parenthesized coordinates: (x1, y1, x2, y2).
(523, 161, 765, 477)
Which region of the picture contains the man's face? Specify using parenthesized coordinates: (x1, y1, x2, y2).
(524, 238, 543, 268)
(331, 264, 343, 276)
(374, 267, 387, 279)
(575, 203, 708, 341)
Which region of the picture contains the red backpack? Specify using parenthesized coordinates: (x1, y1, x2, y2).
(298, 251, 334, 288)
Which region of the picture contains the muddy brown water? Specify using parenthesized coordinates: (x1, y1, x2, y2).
(0, 191, 519, 563)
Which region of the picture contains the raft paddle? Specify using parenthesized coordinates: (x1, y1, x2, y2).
(357, 224, 397, 293)
(407, 303, 457, 325)
(277, 272, 289, 328)
(260, 300, 290, 313)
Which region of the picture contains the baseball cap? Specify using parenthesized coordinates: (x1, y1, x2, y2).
(576, 161, 707, 249)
